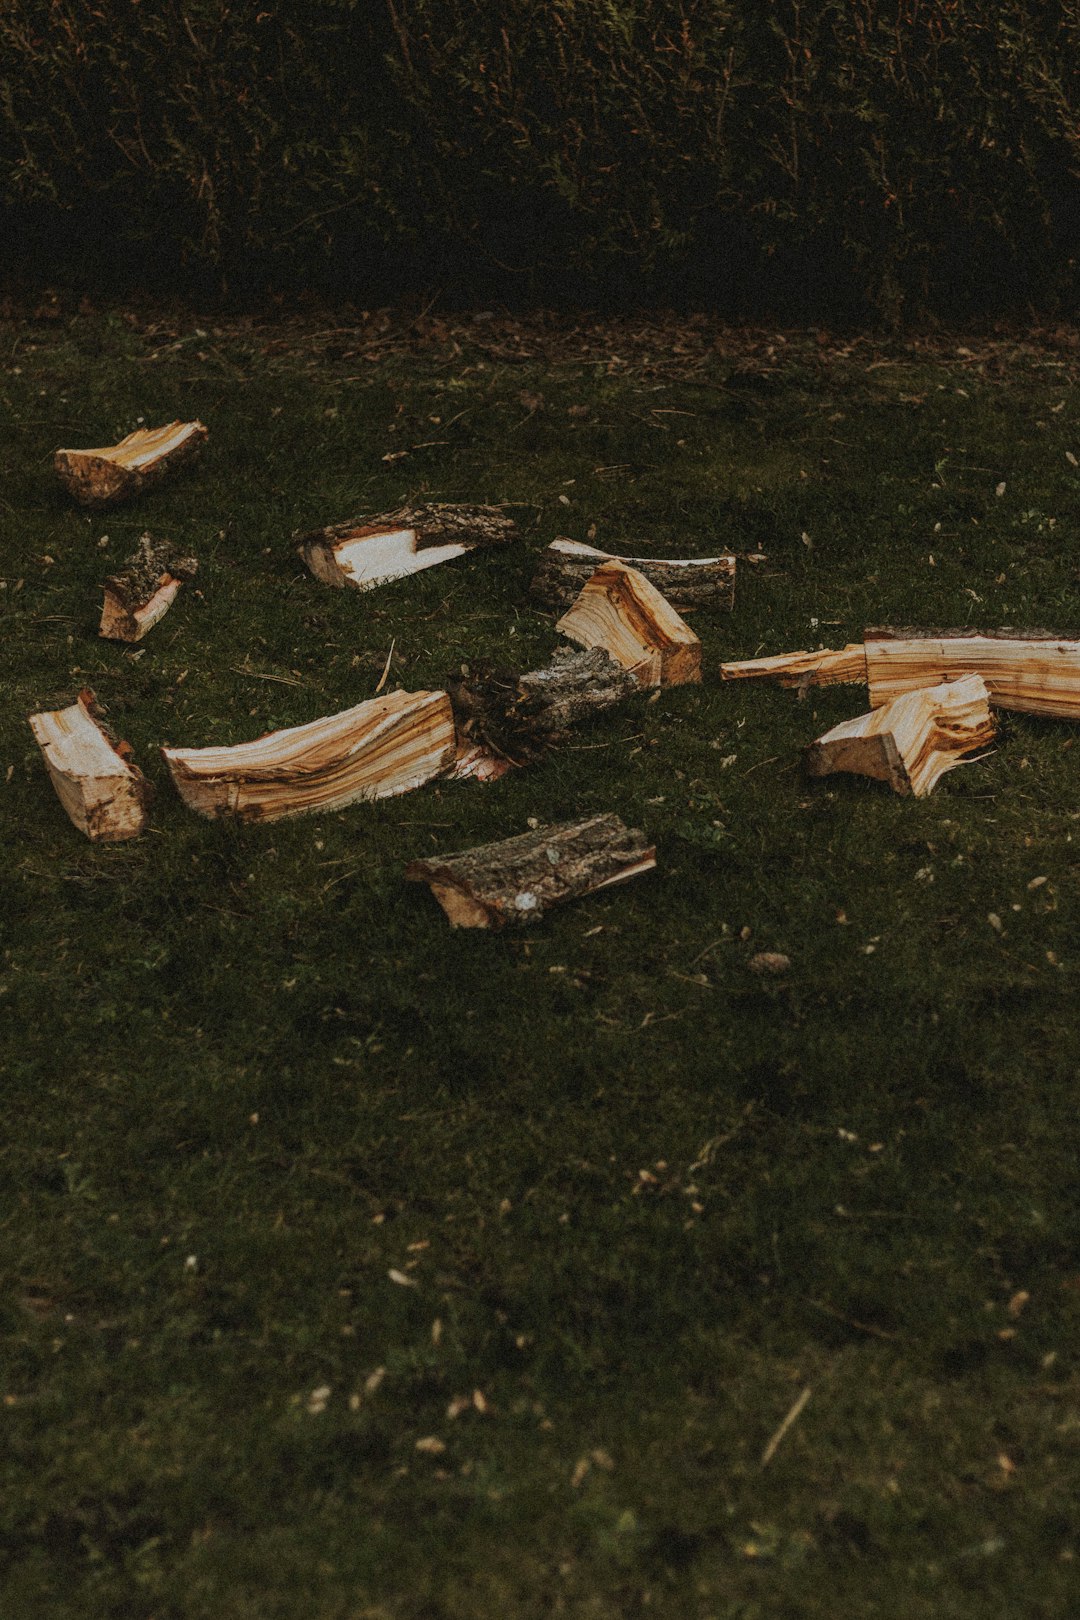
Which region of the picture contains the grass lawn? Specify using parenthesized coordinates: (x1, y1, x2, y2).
(3, 305, 1080, 1618)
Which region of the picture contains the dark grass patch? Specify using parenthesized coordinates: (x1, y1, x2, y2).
(3, 313, 1080, 1617)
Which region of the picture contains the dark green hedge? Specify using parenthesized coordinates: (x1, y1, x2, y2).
(4, 1, 1080, 318)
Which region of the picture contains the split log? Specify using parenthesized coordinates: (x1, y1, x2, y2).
(864, 628, 1080, 719)
(99, 534, 198, 642)
(27, 689, 152, 841)
(55, 420, 207, 508)
(162, 689, 455, 822)
(449, 646, 638, 766)
(720, 644, 868, 688)
(405, 813, 655, 928)
(804, 674, 995, 797)
(532, 536, 735, 613)
(555, 561, 701, 687)
(294, 503, 517, 592)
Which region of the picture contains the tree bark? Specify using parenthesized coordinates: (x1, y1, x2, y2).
(294, 503, 517, 591)
(55, 421, 207, 508)
(532, 537, 735, 612)
(28, 689, 152, 841)
(449, 646, 638, 766)
(405, 814, 655, 928)
(99, 534, 198, 642)
(556, 561, 701, 687)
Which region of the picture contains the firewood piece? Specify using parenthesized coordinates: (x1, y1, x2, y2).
(405, 813, 655, 928)
(555, 562, 701, 687)
(162, 689, 455, 823)
(55, 420, 207, 508)
(449, 647, 638, 766)
(863, 628, 1080, 719)
(720, 644, 868, 688)
(27, 689, 152, 841)
(294, 503, 517, 592)
(532, 536, 736, 612)
(804, 674, 995, 796)
(99, 534, 199, 642)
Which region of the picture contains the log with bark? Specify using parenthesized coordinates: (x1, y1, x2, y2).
(294, 503, 517, 592)
(99, 534, 199, 642)
(804, 674, 996, 796)
(55, 420, 208, 508)
(162, 689, 455, 822)
(863, 628, 1080, 719)
(448, 646, 638, 769)
(555, 561, 701, 687)
(27, 689, 152, 841)
(532, 536, 735, 613)
(405, 813, 655, 928)
(720, 644, 869, 688)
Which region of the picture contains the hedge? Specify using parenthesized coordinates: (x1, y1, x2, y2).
(3, 1, 1080, 319)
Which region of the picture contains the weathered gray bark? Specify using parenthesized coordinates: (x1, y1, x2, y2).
(405, 813, 656, 928)
(99, 535, 199, 642)
(532, 537, 735, 613)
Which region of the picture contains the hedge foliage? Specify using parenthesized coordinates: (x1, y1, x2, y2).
(3, 0, 1080, 317)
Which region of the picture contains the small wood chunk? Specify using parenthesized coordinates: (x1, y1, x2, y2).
(449, 646, 638, 767)
(55, 420, 207, 508)
(804, 674, 995, 796)
(532, 536, 736, 612)
(27, 689, 152, 841)
(405, 813, 655, 928)
(162, 689, 455, 822)
(863, 628, 1080, 719)
(555, 561, 701, 687)
(99, 534, 198, 642)
(294, 503, 517, 592)
(720, 644, 868, 687)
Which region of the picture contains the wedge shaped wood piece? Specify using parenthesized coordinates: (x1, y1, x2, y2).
(863, 628, 1080, 719)
(294, 504, 517, 592)
(532, 537, 735, 613)
(405, 814, 655, 929)
(99, 534, 199, 642)
(162, 689, 455, 823)
(28, 689, 152, 841)
(720, 644, 869, 688)
(555, 561, 701, 687)
(55, 420, 207, 508)
(804, 674, 996, 796)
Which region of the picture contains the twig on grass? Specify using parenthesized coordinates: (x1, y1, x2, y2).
(760, 1385, 813, 1468)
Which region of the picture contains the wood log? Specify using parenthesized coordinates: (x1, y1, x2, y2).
(449, 646, 638, 766)
(555, 562, 701, 687)
(294, 503, 517, 592)
(99, 534, 199, 642)
(720, 644, 868, 688)
(532, 536, 735, 613)
(162, 689, 455, 822)
(804, 674, 995, 796)
(27, 689, 152, 841)
(55, 420, 207, 508)
(863, 628, 1080, 719)
(405, 813, 655, 928)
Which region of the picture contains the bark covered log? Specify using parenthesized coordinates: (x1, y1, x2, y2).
(405, 813, 655, 928)
(556, 561, 701, 687)
(294, 503, 517, 592)
(99, 534, 199, 642)
(449, 646, 638, 766)
(532, 536, 735, 612)
(27, 689, 152, 841)
(804, 674, 996, 796)
(55, 421, 207, 508)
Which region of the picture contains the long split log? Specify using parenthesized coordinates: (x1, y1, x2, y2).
(449, 646, 638, 768)
(99, 534, 199, 642)
(864, 628, 1080, 718)
(804, 674, 996, 796)
(55, 420, 207, 508)
(720, 644, 868, 688)
(28, 689, 152, 840)
(556, 561, 701, 687)
(405, 814, 656, 928)
(532, 536, 735, 613)
(294, 503, 517, 592)
(162, 689, 455, 822)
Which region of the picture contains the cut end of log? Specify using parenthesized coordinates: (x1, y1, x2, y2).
(294, 503, 517, 592)
(804, 673, 995, 796)
(55, 420, 207, 508)
(532, 536, 735, 613)
(405, 813, 656, 928)
(99, 535, 198, 642)
(162, 688, 455, 822)
(555, 561, 701, 687)
(27, 689, 152, 840)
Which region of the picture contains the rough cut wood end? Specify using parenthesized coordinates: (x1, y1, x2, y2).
(804, 673, 995, 796)
(294, 503, 518, 593)
(532, 536, 735, 613)
(27, 689, 152, 840)
(55, 420, 207, 508)
(405, 813, 656, 928)
(99, 534, 198, 642)
(555, 561, 701, 687)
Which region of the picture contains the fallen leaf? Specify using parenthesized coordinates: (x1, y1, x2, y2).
(749, 952, 791, 975)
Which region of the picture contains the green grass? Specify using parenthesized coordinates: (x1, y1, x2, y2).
(4, 310, 1080, 1618)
